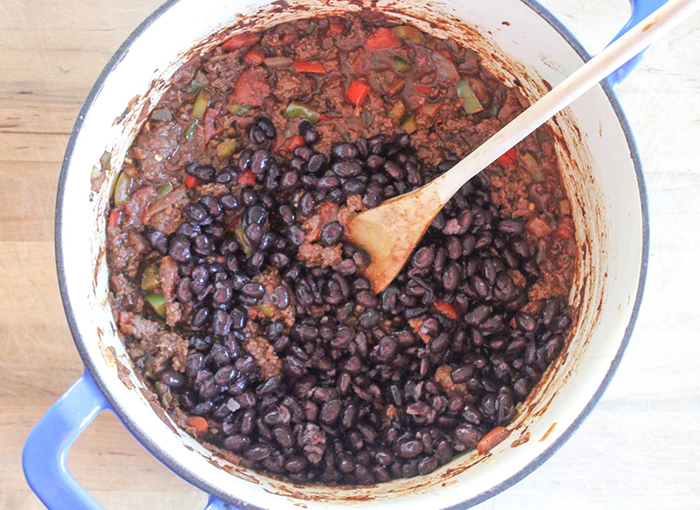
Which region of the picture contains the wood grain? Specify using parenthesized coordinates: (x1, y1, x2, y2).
(1, 0, 698, 509)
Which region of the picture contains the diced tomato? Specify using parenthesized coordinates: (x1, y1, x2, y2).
(318, 114, 330, 122)
(555, 216, 575, 239)
(202, 105, 220, 145)
(238, 170, 256, 186)
(285, 135, 305, 151)
(187, 416, 209, 435)
(185, 175, 199, 189)
(108, 210, 121, 227)
(433, 300, 458, 320)
(496, 147, 518, 167)
(366, 27, 401, 51)
(117, 311, 132, 333)
(232, 68, 271, 107)
(293, 60, 326, 74)
(346, 79, 371, 107)
(221, 32, 261, 51)
(408, 94, 427, 108)
(242, 48, 265, 66)
(328, 19, 345, 36)
(413, 84, 432, 95)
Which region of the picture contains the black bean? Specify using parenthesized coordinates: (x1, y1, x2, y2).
(273, 285, 290, 309)
(320, 221, 344, 247)
(515, 312, 537, 332)
(294, 145, 314, 161)
(498, 219, 525, 235)
(412, 246, 435, 270)
(377, 335, 398, 361)
(185, 163, 215, 182)
(361, 187, 382, 208)
(320, 399, 342, 425)
(287, 224, 306, 247)
(160, 369, 185, 387)
(450, 364, 474, 383)
(144, 228, 168, 255)
(465, 304, 491, 325)
(549, 314, 572, 333)
(256, 116, 276, 139)
(241, 282, 265, 299)
(169, 235, 192, 263)
(365, 155, 385, 172)
(332, 158, 363, 178)
(216, 166, 237, 185)
(384, 161, 405, 181)
(396, 439, 423, 459)
(470, 275, 490, 299)
(299, 120, 319, 144)
(220, 194, 239, 211)
(417, 456, 438, 475)
(244, 443, 272, 461)
(244, 223, 263, 248)
(279, 171, 299, 190)
(358, 309, 381, 329)
(251, 150, 271, 175)
(210, 309, 232, 336)
(543, 335, 564, 361)
(454, 425, 482, 447)
(442, 263, 462, 292)
(249, 124, 267, 145)
(230, 306, 248, 330)
(299, 192, 316, 217)
(176, 278, 193, 304)
(246, 251, 265, 275)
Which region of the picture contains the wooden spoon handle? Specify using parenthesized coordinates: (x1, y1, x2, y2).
(430, 0, 700, 204)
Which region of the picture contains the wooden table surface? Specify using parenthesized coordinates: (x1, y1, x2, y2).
(1, 0, 699, 508)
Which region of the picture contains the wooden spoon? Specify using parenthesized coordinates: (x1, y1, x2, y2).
(346, 0, 699, 293)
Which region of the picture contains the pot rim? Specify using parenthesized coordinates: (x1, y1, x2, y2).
(54, 1, 650, 508)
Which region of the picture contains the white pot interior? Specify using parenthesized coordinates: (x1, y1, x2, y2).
(56, 0, 645, 508)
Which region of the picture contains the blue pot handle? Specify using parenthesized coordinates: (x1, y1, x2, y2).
(23, 370, 242, 510)
(605, 0, 670, 87)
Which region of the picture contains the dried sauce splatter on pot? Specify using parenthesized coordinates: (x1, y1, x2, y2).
(107, 12, 576, 485)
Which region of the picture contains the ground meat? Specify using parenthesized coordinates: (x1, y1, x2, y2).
(131, 121, 183, 183)
(272, 70, 314, 102)
(106, 228, 149, 278)
(243, 336, 281, 379)
(118, 312, 188, 373)
(297, 243, 343, 267)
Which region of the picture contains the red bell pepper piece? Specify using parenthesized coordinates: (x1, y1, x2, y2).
(285, 135, 305, 151)
(328, 19, 345, 36)
(346, 79, 371, 107)
(242, 48, 265, 66)
(366, 27, 401, 51)
(496, 147, 517, 167)
(238, 170, 256, 186)
(413, 84, 432, 95)
(222, 33, 260, 51)
(185, 175, 199, 189)
(202, 105, 220, 145)
(108, 210, 121, 227)
(293, 60, 325, 74)
(433, 300, 458, 320)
